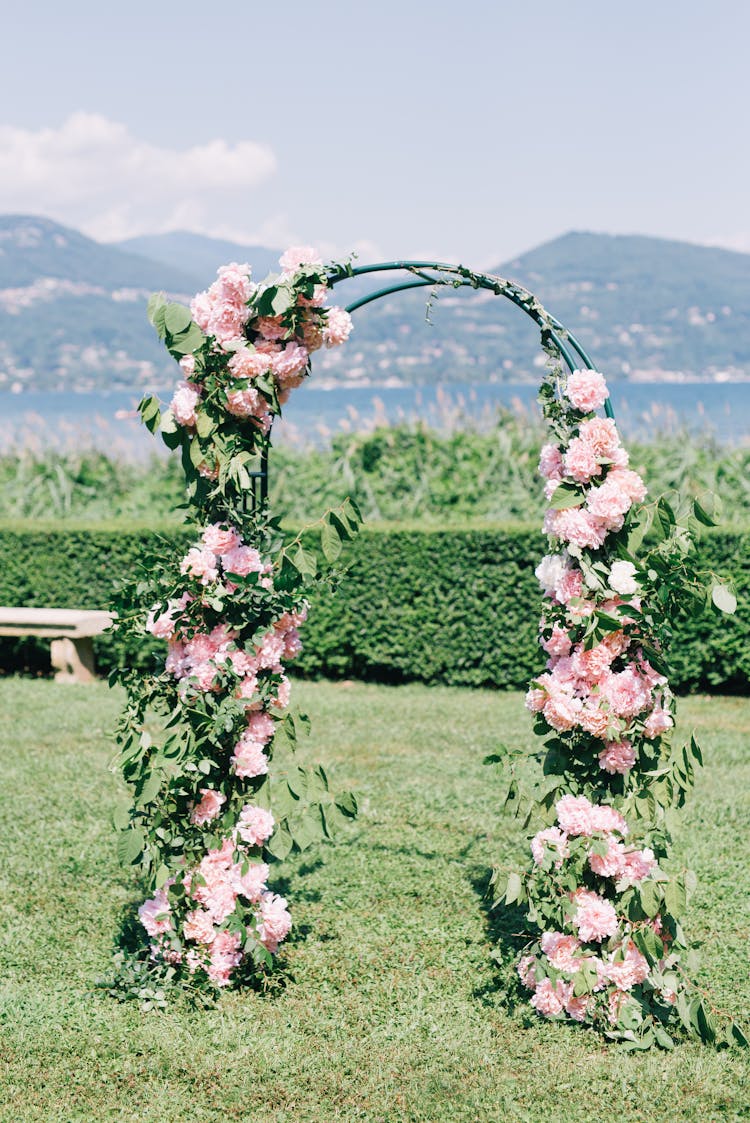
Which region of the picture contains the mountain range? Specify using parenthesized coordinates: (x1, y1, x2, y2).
(1, 215, 748, 392)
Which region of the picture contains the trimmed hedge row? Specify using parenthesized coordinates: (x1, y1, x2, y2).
(0, 522, 747, 692)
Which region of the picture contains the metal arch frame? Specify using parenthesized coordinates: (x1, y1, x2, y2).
(325, 259, 613, 419)
(258, 259, 613, 505)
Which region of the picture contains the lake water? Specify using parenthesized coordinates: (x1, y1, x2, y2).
(1, 381, 748, 457)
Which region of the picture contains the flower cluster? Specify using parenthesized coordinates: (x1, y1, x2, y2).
(518, 794, 676, 1032)
(133, 521, 304, 985)
(113, 248, 360, 998)
(165, 246, 352, 457)
(506, 365, 703, 1043)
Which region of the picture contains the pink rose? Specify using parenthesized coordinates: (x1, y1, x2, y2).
(572, 889, 619, 942)
(564, 369, 609, 413)
(231, 735, 268, 779)
(183, 908, 216, 944)
(563, 437, 602, 483)
(598, 740, 636, 774)
(530, 977, 570, 1017)
(180, 545, 219, 585)
(540, 932, 582, 972)
(279, 245, 323, 272)
(236, 805, 275, 847)
(201, 524, 242, 556)
(256, 891, 292, 953)
(531, 826, 569, 866)
(170, 380, 201, 427)
(138, 889, 171, 937)
(190, 788, 226, 827)
(538, 443, 563, 480)
(222, 545, 264, 577)
(578, 416, 620, 457)
(323, 307, 353, 347)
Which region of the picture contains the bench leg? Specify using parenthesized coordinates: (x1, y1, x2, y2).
(50, 637, 97, 684)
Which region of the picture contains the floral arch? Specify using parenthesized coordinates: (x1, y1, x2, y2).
(110, 249, 743, 1049)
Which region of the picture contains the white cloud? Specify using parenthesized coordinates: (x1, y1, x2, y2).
(0, 112, 277, 241)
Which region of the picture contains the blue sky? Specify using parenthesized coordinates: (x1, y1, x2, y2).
(2, 0, 749, 264)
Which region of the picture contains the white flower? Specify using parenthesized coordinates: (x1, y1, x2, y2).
(608, 560, 639, 595)
(535, 553, 567, 595)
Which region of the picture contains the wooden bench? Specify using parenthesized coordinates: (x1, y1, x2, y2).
(0, 607, 114, 683)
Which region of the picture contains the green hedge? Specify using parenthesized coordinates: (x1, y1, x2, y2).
(0, 521, 747, 692)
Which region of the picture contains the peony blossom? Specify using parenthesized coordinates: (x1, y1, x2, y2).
(138, 889, 171, 937)
(236, 805, 275, 847)
(572, 889, 619, 942)
(599, 740, 637, 775)
(564, 369, 609, 413)
(256, 891, 292, 953)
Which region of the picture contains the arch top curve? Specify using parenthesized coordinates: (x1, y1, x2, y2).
(325, 259, 614, 421)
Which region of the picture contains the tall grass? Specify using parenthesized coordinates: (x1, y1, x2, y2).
(2, 410, 749, 525)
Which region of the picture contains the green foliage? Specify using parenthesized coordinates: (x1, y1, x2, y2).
(0, 521, 747, 692)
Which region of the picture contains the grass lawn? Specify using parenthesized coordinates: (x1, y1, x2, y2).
(0, 678, 748, 1123)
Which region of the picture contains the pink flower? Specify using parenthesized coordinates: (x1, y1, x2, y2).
(564, 369, 609, 413)
(222, 545, 264, 576)
(607, 467, 647, 503)
(586, 479, 632, 529)
(540, 931, 582, 972)
(621, 848, 657, 881)
(565, 994, 591, 1022)
(256, 890, 292, 953)
(323, 307, 353, 347)
(246, 711, 275, 745)
(599, 740, 636, 774)
(183, 909, 216, 944)
(232, 861, 269, 903)
(538, 443, 563, 480)
(605, 942, 649, 990)
(603, 668, 651, 719)
(556, 794, 595, 836)
(180, 546, 219, 586)
(589, 804, 629, 836)
(517, 955, 537, 989)
(578, 706, 612, 739)
(215, 262, 254, 304)
(279, 245, 322, 272)
(643, 704, 674, 739)
(274, 341, 309, 386)
(542, 624, 572, 657)
(255, 315, 287, 341)
(236, 805, 275, 847)
(138, 889, 171, 937)
(543, 694, 583, 731)
(572, 889, 619, 942)
(190, 788, 226, 827)
(530, 977, 570, 1017)
(170, 380, 201, 427)
(207, 930, 243, 986)
(563, 437, 602, 483)
(578, 416, 620, 457)
(531, 826, 569, 866)
(555, 568, 584, 605)
(226, 387, 264, 419)
(545, 507, 608, 550)
(588, 837, 627, 878)
(202, 881, 237, 924)
(201, 524, 241, 555)
(273, 676, 292, 710)
(231, 735, 268, 779)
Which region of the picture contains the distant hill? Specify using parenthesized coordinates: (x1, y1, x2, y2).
(116, 232, 281, 288)
(1, 216, 749, 392)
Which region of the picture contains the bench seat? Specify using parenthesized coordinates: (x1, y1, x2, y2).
(0, 607, 114, 683)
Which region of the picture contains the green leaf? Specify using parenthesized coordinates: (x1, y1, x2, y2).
(692, 498, 716, 527)
(335, 791, 358, 818)
(730, 1021, 749, 1048)
(265, 824, 293, 861)
(548, 482, 586, 510)
(117, 826, 145, 866)
(147, 292, 168, 338)
(711, 585, 737, 614)
(164, 302, 192, 336)
(138, 395, 161, 433)
(321, 520, 343, 563)
(504, 872, 522, 905)
(169, 322, 205, 355)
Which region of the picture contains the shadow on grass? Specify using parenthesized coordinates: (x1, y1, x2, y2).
(467, 862, 532, 1013)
